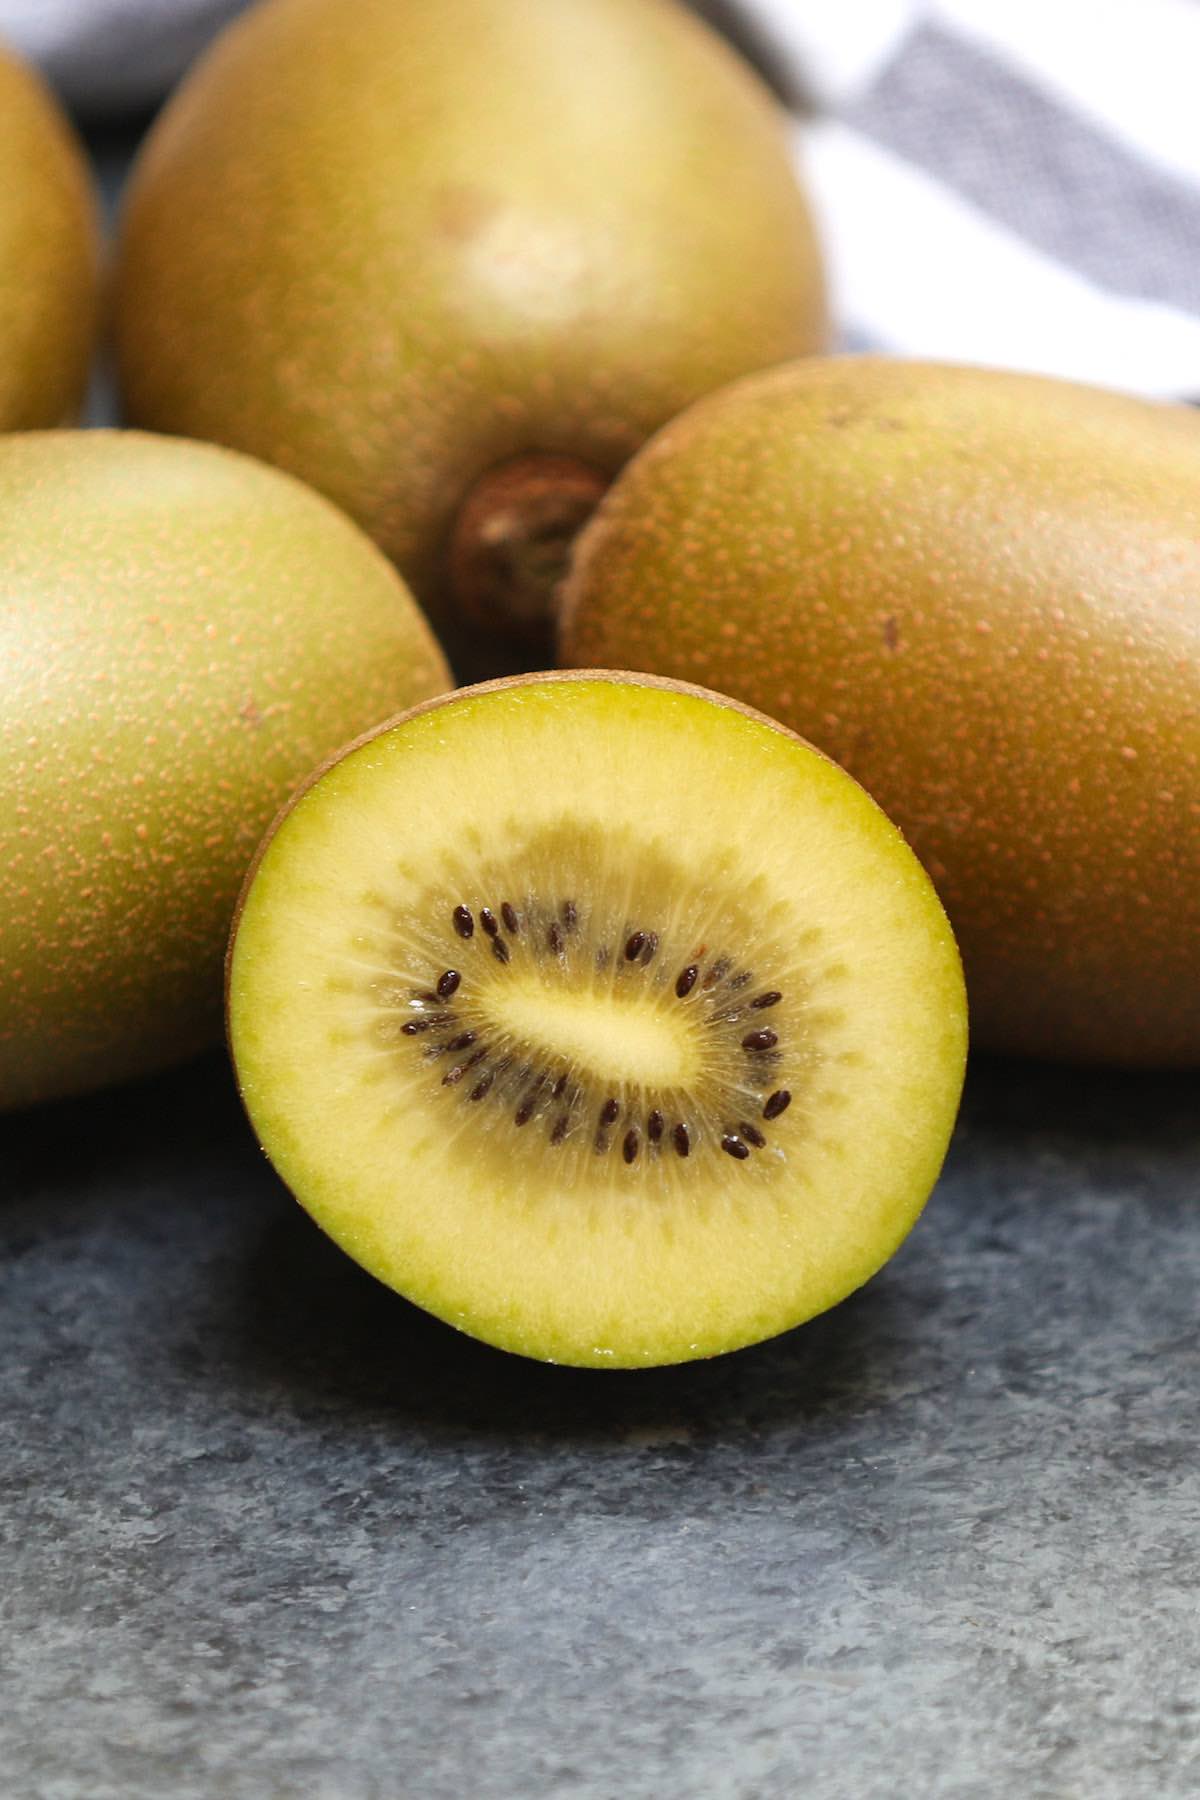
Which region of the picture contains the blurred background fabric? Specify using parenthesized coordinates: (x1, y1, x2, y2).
(3, 0, 1198, 397)
(0, 0, 247, 112)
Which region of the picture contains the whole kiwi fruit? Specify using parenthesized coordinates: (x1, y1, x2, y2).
(114, 0, 826, 663)
(228, 671, 966, 1367)
(0, 431, 451, 1112)
(559, 357, 1200, 1067)
(0, 42, 100, 428)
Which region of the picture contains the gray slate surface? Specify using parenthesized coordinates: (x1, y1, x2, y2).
(3, 1053, 1198, 1799)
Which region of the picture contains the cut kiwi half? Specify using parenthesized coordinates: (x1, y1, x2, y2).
(228, 673, 967, 1368)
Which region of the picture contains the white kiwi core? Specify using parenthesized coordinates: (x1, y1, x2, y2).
(484, 978, 701, 1090)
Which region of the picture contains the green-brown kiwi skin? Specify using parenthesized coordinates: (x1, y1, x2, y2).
(114, 0, 827, 645)
(0, 431, 452, 1113)
(558, 357, 1200, 1068)
(0, 43, 101, 428)
(225, 669, 967, 1369)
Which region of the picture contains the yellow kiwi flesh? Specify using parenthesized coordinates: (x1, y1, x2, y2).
(114, 0, 826, 651)
(0, 43, 100, 428)
(0, 432, 451, 1111)
(228, 673, 966, 1368)
(560, 359, 1200, 1067)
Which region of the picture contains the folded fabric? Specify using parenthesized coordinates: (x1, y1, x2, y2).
(756, 0, 1200, 398)
(0, 0, 246, 112)
(3, 0, 1196, 398)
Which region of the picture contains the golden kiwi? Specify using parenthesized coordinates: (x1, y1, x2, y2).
(0, 42, 100, 428)
(227, 672, 966, 1367)
(0, 431, 451, 1111)
(560, 358, 1200, 1066)
(114, 0, 826, 660)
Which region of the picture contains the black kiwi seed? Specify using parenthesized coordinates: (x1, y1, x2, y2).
(623, 1128, 640, 1164)
(599, 1097, 620, 1127)
(548, 922, 564, 954)
(470, 1072, 495, 1101)
(552, 1072, 568, 1099)
(739, 1121, 766, 1148)
(721, 1134, 750, 1160)
(446, 1030, 476, 1051)
(515, 1081, 544, 1126)
(443, 1049, 487, 1086)
(402, 1013, 453, 1035)
(647, 1109, 664, 1143)
(479, 907, 499, 937)
(436, 969, 461, 1000)
(639, 932, 658, 966)
(491, 937, 510, 965)
(751, 990, 782, 1010)
(676, 964, 699, 998)
(673, 1123, 691, 1157)
(624, 930, 646, 961)
(452, 905, 474, 939)
(501, 901, 519, 934)
(763, 1089, 792, 1120)
(742, 1028, 778, 1052)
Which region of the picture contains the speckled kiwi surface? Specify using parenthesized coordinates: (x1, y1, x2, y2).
(114, 0, 826, 626)
(0, 432, 451, 1111)
(228, 673, 966, 1367)
(560, 358, 1200, 1066)
(0, 43, 100, 428)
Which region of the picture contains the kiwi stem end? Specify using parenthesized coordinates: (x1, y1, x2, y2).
(448, 453, 609, 643)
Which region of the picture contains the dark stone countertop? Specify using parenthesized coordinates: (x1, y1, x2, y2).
(3, 1052, 1198, 1799)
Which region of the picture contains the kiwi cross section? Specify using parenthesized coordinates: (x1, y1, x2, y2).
(384, 887, 794, 1176)
(228, 674, 966, 1367)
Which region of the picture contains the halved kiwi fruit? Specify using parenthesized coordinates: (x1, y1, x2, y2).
(228, 673, 966, 1367)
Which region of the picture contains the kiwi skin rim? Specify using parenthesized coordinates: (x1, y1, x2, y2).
(224, 668, 967, 1365)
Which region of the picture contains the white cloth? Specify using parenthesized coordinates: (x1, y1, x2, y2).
(0, 0, 246, 112)
(763, 0, 1200, 398)
(4, 0, 1198, 398)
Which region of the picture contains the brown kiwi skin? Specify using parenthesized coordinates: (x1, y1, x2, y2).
(114, 0, 827, 652)
(558, 358, 1200, 1068)
(0, 44, 101, 428)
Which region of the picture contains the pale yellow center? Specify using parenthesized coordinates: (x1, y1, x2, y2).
(482, 976, 700, 1089)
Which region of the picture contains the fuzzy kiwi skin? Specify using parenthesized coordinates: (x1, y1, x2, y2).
(0, 43, 100, 429)
(560, 358, 1200, 1067)
(0, 432, 452, 1112)
(113, 0, 826, 638)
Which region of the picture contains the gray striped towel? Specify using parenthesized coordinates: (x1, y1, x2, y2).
(733, 0, 1200, 399)
(4, 0, 1198, 398)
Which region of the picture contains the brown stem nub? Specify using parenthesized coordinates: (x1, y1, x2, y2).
(448, 454, 610, 642)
